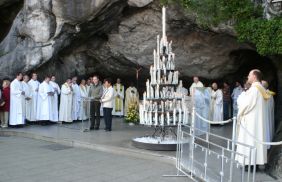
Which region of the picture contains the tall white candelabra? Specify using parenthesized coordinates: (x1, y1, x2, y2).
(139, 7, 188, 127)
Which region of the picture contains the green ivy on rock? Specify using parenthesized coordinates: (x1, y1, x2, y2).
(161, 0, 282, 55)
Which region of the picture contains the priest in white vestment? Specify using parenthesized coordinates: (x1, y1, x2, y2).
(71, 76, 81, 121)
(262, 80, 275, 149)
(194, 87, 209, 135)
(189, 76, 204, 96)
(22, 75, 32, 121)
(10, 73, 25, 126)
(28, 73, 40, 122)
(236, 69, 268, 166)
(37, 76, 54, 121)
(59, 79, 73, 123)
(79, 79, 88, 120)
(210, 83, 223, 122)
(50, 76, 61, 122)
(124, 84, 139, 117)
(112, 78, 124, 116)
(231, 81, 243, 118)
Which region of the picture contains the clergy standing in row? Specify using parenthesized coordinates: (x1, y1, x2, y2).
(50, 76, 60, 122)
(37, 76, 54, 121)
(113, 78, 124, 116)
(59, 79, 73, 123)
(189, 76, 204, 96)
(72, 76, 81, 121)
(236, 69, 267, 166)
(22, 75, 32, 121)
(28, 73, 40, 122)
(124, 83, 139, 117)
(210, 82, 223, 122)
(10, 72, 25, 126)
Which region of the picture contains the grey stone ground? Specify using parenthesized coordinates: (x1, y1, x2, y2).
(0, 136, 188, 182)
(0, 118, 279, 182)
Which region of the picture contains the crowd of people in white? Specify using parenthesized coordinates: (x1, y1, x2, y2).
(190, 69, 275, 167)
(0, 73, 139, 132)
(0, 69, 276, 167)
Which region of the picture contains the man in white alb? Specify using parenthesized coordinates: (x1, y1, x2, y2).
(59, 79, 73, 123)
(37, 76, 54, 123)
(50, 76, 61, 122)
(28, 73, 40, 122)
(236, 69, 268, 167)
(71, 76, 81, 121)
(189, 76, 204, 96)
(22, 75, 32, 121)
(10, 72, 25, 126)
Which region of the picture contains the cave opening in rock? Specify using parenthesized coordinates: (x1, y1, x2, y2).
(227, 49, 278, 92)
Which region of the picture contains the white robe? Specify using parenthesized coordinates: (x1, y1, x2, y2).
(22, 81, 32, 121)
(59, 83, 73, 122)
(124, 87, 139, 116)
(189, 81, 204, 96)
(49, 81, 61, 122)
(231, 86, 243, 117)
(210, 89, 223, 122)
(265, 91, 274, 149)
(36, 81, 54, 121)
(9, 79, 25, 125)
(235, 82, 267, 165)
(194, 88, 209, 135)
(79, 85, 88, 120)
(72, 83, 81, 120)
(28, 79, 40, 121)
(112, 83, 124, 116)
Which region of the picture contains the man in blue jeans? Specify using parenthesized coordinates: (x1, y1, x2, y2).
(101, 78, 114, 132)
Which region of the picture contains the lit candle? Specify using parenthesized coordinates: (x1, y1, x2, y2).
(144, 111, 148, 125)
(155, 84, 159, 99)
(143, 92, 146, 111)
(149, 111, 152, 125)
(153, 50, 156, 68)
(179, 108, 182, 125)
(139, 105, 144, 124)
(146, 80, 150, 98)
(157, 35, 160, 57)
(157, 70, 161, 84)
(173, 108, 176, 125)
(161, 113, 164, 126)
(154, 112, 158, 126)
(166, 112, 170, 125)
(162, 7, 166, 44)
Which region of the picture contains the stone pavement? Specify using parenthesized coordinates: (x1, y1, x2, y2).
(0, 136, 187, 182)
(0, 118, 279, 181)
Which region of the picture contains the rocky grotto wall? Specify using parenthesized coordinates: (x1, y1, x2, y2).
(0, 0, 282, 177)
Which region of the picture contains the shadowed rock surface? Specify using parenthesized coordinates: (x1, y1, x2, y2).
(0, 0, 282, 177)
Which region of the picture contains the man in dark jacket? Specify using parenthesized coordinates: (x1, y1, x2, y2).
(89, 75, 103, 130)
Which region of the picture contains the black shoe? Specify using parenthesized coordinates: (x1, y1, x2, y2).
(89, 127, 94, 130)
(94, 128, 99, 130)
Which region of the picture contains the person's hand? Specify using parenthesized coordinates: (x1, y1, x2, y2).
(0, 101, 5, 107)
(21, 91, 25, 95)
(48, 92, 54, 96)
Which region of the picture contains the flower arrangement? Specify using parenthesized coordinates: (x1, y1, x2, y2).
(125, 99, 139, 124)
